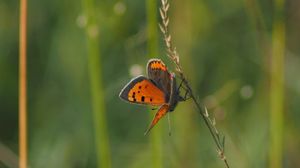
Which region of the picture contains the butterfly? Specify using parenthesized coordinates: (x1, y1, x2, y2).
(119, 59, 187, 135)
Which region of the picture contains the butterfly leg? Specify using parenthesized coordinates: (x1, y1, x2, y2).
(178, 89, 191, 101)
(176, 78, 184, 93)
(177, 79, 191, 101)
(182, 89, 191, 100)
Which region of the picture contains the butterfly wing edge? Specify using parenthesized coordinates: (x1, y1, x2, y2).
(119, 75, 148, 102)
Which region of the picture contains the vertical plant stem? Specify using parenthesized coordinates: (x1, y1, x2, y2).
(82, 1, 111, 167)
(19, 0, 28, 167)
(146, 0, 163, 167)
(147, 0, 159, 57)
(269, 0, 285, 167)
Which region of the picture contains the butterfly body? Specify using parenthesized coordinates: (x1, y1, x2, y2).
(119, 59, 182, 134)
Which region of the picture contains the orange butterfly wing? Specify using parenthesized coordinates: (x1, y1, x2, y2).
(147, 59, 168, 72)
(119, 76, 166, 106)
(119, 60, 177, 135)
(147, 59, 173, 100)
(144, 104, 170, 135)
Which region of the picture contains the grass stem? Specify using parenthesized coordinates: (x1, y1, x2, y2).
(19, 0, 28, 167)
(82, 0, 111, 167)
(269, 0, 285, 167)
(146, 0, 163, 167)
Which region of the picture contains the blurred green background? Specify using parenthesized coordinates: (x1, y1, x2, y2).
(1, 0, 300, 167)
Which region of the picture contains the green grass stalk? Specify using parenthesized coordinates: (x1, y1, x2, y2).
(269, 0, 285, 167)
(146, 0, 163, 167)
(82, 0, 111, 167)
(19, 0, 28, 167)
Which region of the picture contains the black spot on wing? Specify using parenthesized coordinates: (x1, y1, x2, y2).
(119, 76, 148, 101)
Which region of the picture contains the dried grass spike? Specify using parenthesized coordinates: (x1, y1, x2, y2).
(159, 24, 165, 34)
(158, 0, 230, 167)
(164, 18, 169, 27)
(165, 3, 170, 11)
(159, 8, 165, 19)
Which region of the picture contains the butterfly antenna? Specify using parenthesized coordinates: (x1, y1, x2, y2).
(168, 112, 172, 136)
